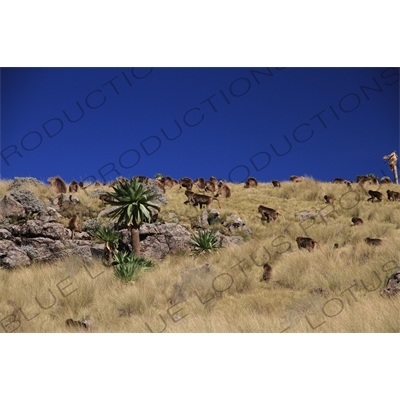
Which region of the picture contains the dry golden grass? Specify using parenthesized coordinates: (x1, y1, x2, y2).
(1, 178, 400, 332)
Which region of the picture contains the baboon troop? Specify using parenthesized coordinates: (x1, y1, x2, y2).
(296, 236, 318, 252)
(324, 195, 334, 204)
(258, 205, 285, 223)
(367, 190, 383, 202)
(387, 190, 400, 201)
(272, 180, 281, 188)
(289, 175, 304, 183)
(365, 237, 382, 246)
(48, 176, 67, 194)
(261, 263, 273, 281)
(351, 217, 364, 226)
(68, 215, 82, 240)
(179, 177, 193, 190)
(244, 177, 258, 188)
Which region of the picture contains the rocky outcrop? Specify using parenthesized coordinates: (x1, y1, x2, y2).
(381, 270, 400, 297)
(119, 222, 192, 259)
(0, 240, 31, 268)
(0, 195, 26, 218)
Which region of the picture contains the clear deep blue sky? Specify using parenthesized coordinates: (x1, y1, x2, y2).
(1, 67, 399, 184)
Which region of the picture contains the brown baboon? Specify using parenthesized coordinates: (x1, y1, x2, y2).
(99, 194, 114, 203)
(324, 195, 334, 204)
(192, 193, 221, 209)
(218, 179, 227, 186)
(216, 183, 231, 198)
(244, 177, 258, 188)
(258, 205, 285, 223)
(48, 176, 67, 193)
(94, 181, 102, 187)
(333, 243, 339, 249)
(367, 190, 383, 202)
(356, 175, 368, 183)
(69, 180, 79, 193)
(179, 177, 193, 190)
(205, 180, 216, 194)
(333, 178, 345, 184)
(272, 180, 281, 187)
(381, 176, 392, 184)
(296, 236, 318, 251)
(365, 237, 382, 246)
(351, 217, 364, 226)
(261, 263, 273, 281)
(387, 190, 400, 201)
(78, 181, 85, 189)
(68, 215, 82, 240)
(160, 176, 176, 189)
(183, 190, 196, 205)
(209, 176, 218, 186)
(194, 177, 206, 191)
(109, 180, 117, 187)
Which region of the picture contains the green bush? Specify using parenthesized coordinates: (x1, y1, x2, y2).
(112, 251, 154, 282)
(190, 230, 220, 255)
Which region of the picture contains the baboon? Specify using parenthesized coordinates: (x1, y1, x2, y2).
(183, 190, 196, 205)
(99, 194, 114, 203)
(205, 180, 216, 194)
(94, 181, 102, 187)
(296, 236, 318, 252)
(356, 175, 368, 183)
(359, 176, 378, 185)
(258, 205, 285, 223)
(48, 176, 67, 194)
(289, 175, 304, 183)
(261, 263, 273, 281)
(68, 215, 82, 240)
(333, 178, 345, 184)
(351, 217, 364, 226)
(179, 177, 193, 190)
(272, 180, 281, 187)
(209, 176, 218, 186)
(365, 237, 382, 246)
(78, 181, 85, 189)
(218, 179, 227, 186)
(216, 183, 231, 198)
(109, 180, 117, 187)
(244, 177, 258, 188)
(381, 176, 392, 184)
(324, 195, 334, 204)
(333, 243, 339, 249)
(387, 190, 400, 201)
(69, 180, 79, 193)
(160, 176, 176, 189)
(192, 193, 221, 209)
(194, 177, 206, 191)
(367, 190, 383, 202)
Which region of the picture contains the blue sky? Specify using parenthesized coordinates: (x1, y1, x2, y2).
(1, 67, 399, 184)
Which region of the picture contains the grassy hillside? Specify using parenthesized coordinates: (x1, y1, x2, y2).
(1, 178, 399, 333)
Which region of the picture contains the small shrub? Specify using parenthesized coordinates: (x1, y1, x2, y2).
(190, 230, 220, 255)
(112, 251, 154, 283)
